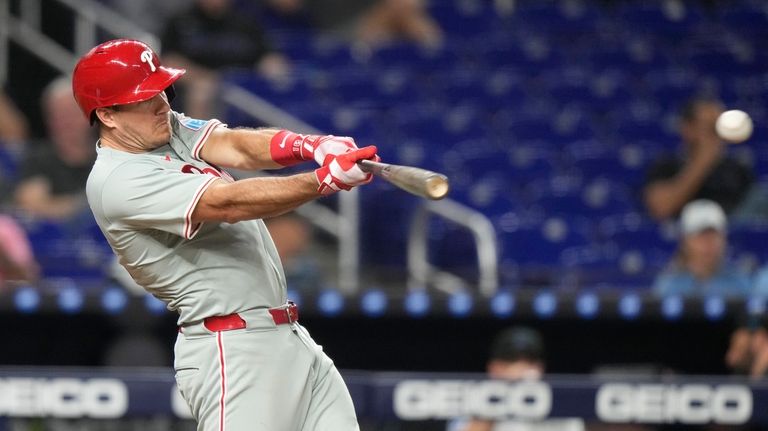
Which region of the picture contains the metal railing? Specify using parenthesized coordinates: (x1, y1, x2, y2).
(0, 0, 500, 296)
(0, 0, 362, 292)
(218, 84, 363, 294)
(408, 199, 499, 296)
(0, 0, 158, 83)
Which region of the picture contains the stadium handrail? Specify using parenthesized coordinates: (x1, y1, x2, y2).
(0, 0, 500, 295)
(409, 199, 499, 296)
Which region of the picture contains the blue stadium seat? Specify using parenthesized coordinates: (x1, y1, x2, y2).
(513, 0, 603, 32)
(616, 2, 704, 37)
(24, 218, 111, 281)
(730, 224, 768, 263)
(719, 3, 768, 35)
(0, 146, 21, 185)
(499, 215, 593, 266)
(427, 0, 499, 35)
(211, 0, 768, 290)
(597, 213, 677, 254)
(558, 243, 655, 288)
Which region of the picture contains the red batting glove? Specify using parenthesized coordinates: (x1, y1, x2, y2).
(270, 130, 358, 167)
(315, 146, 379, 195)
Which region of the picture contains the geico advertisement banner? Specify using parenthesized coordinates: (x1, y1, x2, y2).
(0, 378, 128, 418)
(393, 380, 553, 420)
(595, 383, 752, 425)
(392, 379, 758, 425)
(0, 377, 192, 419)
(0, 369, 765, 424)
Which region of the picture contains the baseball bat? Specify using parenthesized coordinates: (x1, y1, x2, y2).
(357, 159, 450, 200)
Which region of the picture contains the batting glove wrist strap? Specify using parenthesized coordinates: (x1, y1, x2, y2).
(270, 131, 360, 167)
(269, 130, 316, 166)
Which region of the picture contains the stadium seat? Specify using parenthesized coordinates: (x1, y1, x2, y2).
(616, 1, 704, 37)
(212, 0, 768, 291)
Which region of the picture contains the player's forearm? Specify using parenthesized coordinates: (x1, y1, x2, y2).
(203, 128, 359, 172)
(202, 127, 283, 171)
(192, 173, 319, 224)
(228, 127, 284, 170)
(644, 154, 718, 219)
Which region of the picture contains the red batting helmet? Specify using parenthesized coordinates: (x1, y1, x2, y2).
(72, 39, 185, 124)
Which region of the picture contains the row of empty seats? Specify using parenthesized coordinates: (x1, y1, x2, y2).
(248, 0, 768, 288)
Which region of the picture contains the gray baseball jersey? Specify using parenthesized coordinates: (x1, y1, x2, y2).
(87, 112, 286, 325)
(87, 111, 359, 430)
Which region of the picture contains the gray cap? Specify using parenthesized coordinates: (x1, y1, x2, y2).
(680, 199, 726, 235)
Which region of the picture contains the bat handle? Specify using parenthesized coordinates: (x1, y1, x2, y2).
(357, 159, 382, 173)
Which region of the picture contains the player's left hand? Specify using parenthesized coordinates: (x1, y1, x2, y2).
(315, 145, 379, 195)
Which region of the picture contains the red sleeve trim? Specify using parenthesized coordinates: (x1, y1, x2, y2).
(191, 120, 223, 161)
(183, 176, 218, 239)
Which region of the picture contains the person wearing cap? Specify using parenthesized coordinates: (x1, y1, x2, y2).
(643, 98, 754, 221)
(653, 199, 751, 297)
(448, 327, 584, 431)
(484, 326, 547, 381)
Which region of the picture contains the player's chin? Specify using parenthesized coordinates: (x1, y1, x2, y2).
(157, 124, 172, 142)
(158, 130, 171, 144)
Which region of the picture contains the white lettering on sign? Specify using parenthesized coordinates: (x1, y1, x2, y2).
(595, 383, 752, 425)
(393, 380, 551, 420)
(0, 378, 127, 418)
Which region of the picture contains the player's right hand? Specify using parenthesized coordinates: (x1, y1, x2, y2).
(315, 146, 378, 195)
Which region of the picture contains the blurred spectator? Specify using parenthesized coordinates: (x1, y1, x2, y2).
(726, 324, 754, 375)
(448, 326, 585, 431)
(265, 212, 326, 295)
(160, 0, 291, 118)
(653, 199, 751, 298)
(0, 90, 29, 147)
(102, 0, 188, 35)
(749, 263, 768, 298)
(0, 214, 38, 286)
(643, 98, 753, 220)
(268, 0, 443, 48)
(13, 77, 94, 221)
(725, 316, 768, 379)
(0, 90, 29, 198)
(747, 319, 768, 379)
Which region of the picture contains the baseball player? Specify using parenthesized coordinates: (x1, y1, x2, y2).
(72, 39, 377, 430)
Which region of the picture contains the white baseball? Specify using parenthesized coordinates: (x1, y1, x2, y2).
(716, 109, 753, 144)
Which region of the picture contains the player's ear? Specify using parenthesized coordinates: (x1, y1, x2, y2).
(94, 107, 118, 128)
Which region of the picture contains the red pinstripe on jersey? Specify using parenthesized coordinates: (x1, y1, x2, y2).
(217, 332, 227, 431)
(183, 176, 218, 239)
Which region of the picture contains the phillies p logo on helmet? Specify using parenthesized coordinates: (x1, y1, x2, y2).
(140, 49, 157, 73)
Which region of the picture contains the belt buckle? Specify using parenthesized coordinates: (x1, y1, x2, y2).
(284, 301, 298, 324)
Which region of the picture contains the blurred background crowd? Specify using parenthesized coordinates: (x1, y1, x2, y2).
(3, 0, 768, 429)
